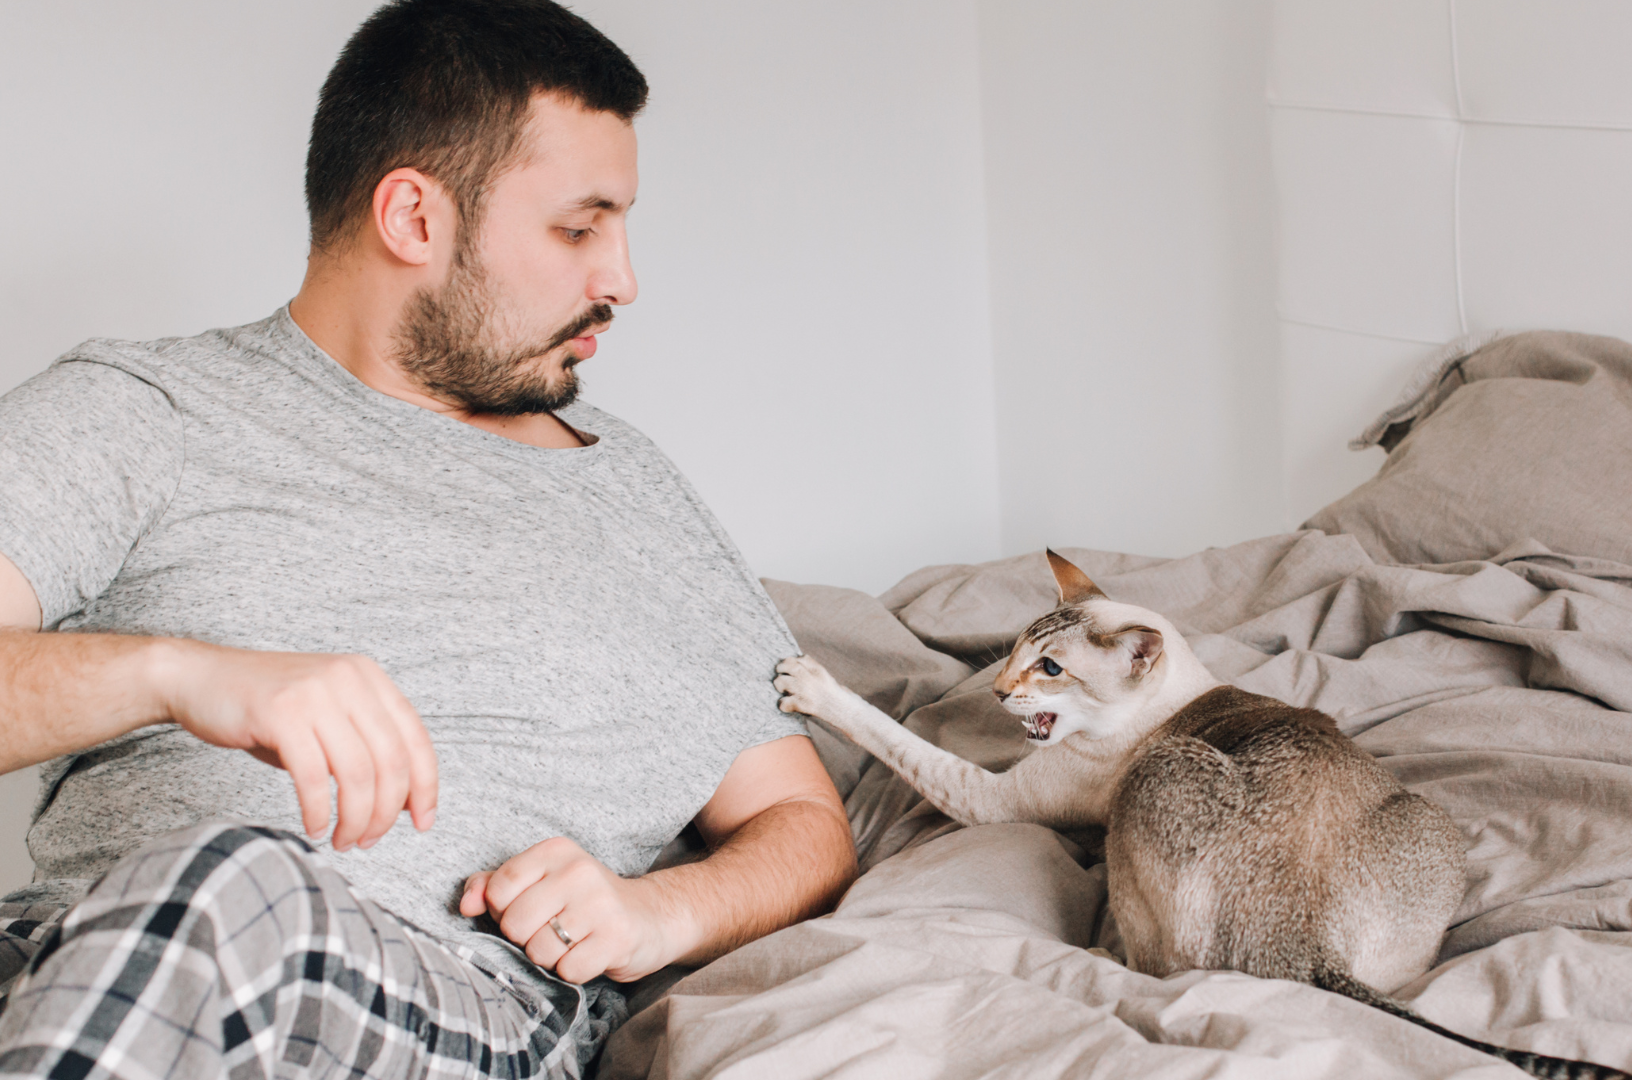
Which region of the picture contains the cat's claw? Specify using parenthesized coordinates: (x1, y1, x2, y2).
(774, 654, 844, 718)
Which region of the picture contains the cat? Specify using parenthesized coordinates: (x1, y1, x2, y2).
(774, 549, 1626, 1080)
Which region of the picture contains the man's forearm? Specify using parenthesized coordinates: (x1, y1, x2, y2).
(0, 630, 181, 773)
(0, 631, 437, 850)
(638, 795, 857, 967)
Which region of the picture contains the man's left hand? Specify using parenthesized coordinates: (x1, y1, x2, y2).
(460, 837, 688, 983)
(462, 736, 854, 984)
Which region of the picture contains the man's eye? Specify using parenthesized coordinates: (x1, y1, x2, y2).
(562, 228, 589, 242)
(1040, 657, 1061, 677)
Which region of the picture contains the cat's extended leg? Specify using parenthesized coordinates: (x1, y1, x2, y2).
(774, 655, 1024, 826)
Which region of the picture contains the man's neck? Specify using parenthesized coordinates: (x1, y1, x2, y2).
(289, 261, 586, 450)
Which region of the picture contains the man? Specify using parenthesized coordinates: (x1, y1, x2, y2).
(0, 1, 855, 1076)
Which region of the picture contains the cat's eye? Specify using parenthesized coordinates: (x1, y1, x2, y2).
(1039, 657, 1062, 677)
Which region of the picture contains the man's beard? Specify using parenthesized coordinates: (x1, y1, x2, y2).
(393, 252, 611, 417)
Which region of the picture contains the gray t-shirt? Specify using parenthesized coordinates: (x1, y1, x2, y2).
(0, 308, 806, 980)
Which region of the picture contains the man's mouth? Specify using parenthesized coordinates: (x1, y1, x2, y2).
(546, 305, 613, 361)
(1022, 712, 1057, 741)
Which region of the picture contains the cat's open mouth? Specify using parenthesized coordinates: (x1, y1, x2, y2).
(1023, 712, 1057, 741)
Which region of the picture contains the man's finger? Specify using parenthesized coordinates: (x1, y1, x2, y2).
(348, 706, 412, 849)
(459, 872, 492, 917)
(521, 914, 571, 972)
(376, 676, 437, 831)
(498, 877, 569, 956)
(314, 714, 377, 851)
(553, 930, 613, 985)
(277, 728, 333, 838)
(483, 839, 572, 912)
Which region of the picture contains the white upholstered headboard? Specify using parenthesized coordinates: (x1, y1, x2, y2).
(1268, 0, 1632, 518)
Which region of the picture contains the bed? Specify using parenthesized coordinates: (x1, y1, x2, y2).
(597, 330, 1632, 1078)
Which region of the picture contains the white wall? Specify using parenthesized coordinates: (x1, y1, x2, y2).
(978, 0, 1284, 558)
(566, 0, 1003, 592)
(0, 2, 380, 391)
(1269, 0, 1632, 519)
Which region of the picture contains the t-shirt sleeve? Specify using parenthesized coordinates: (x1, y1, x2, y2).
(0, 358, 184, 627)
(742, 699, 810, 750)
(715, 578, 812, 755)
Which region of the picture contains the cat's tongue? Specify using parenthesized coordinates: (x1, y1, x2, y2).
(1024, 712, 1057, 741)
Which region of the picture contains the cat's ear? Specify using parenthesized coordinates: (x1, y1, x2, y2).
(1046, 548, 1106, 605)
(1110, 626, 1164, 680)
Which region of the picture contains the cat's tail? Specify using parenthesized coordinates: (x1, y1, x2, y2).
(1312, 965, 1628, 1080)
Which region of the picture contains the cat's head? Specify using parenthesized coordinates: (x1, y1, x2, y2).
(992, 550, 1167, 745)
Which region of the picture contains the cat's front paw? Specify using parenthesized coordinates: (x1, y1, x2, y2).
(773, 655, 845, 719)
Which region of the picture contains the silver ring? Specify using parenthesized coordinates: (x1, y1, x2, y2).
(549, 917, 575, 949)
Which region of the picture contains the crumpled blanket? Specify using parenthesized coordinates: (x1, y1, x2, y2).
(601, 532, 1632, 1079)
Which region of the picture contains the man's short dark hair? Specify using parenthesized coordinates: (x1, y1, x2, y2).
(305, 0, 648, 251)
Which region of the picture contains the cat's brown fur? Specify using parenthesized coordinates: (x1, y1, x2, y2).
(775, 551, 1626, 1080)
(1107, 684, 1459, 991)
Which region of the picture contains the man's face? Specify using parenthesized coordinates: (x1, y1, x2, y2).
(395, 94, 640, 415)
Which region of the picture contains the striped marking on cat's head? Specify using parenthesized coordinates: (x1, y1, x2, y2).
(991, 549, 1167, 743)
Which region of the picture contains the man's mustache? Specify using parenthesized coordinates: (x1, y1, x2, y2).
(544, 304, 614, 354)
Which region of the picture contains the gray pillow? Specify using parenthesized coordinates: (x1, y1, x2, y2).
(1304, 330, 1632, 567)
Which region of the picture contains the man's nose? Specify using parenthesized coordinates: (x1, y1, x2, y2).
(596, 258, 637, 307)
(590, 225, 638, 307)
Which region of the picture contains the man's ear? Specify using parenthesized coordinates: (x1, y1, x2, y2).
(1046, 548, 1106, 606)
(370, 167, 454, 267)
(1111, 626, 1163, 680)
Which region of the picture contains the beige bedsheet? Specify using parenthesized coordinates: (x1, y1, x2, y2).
(601, 532, 1632, 1078)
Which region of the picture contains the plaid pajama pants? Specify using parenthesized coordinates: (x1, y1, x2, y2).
(0, 822, 621, 1079)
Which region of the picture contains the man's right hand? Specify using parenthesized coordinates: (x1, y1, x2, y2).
(0, 548, 437, 852)
(157, 642, 438, 851)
